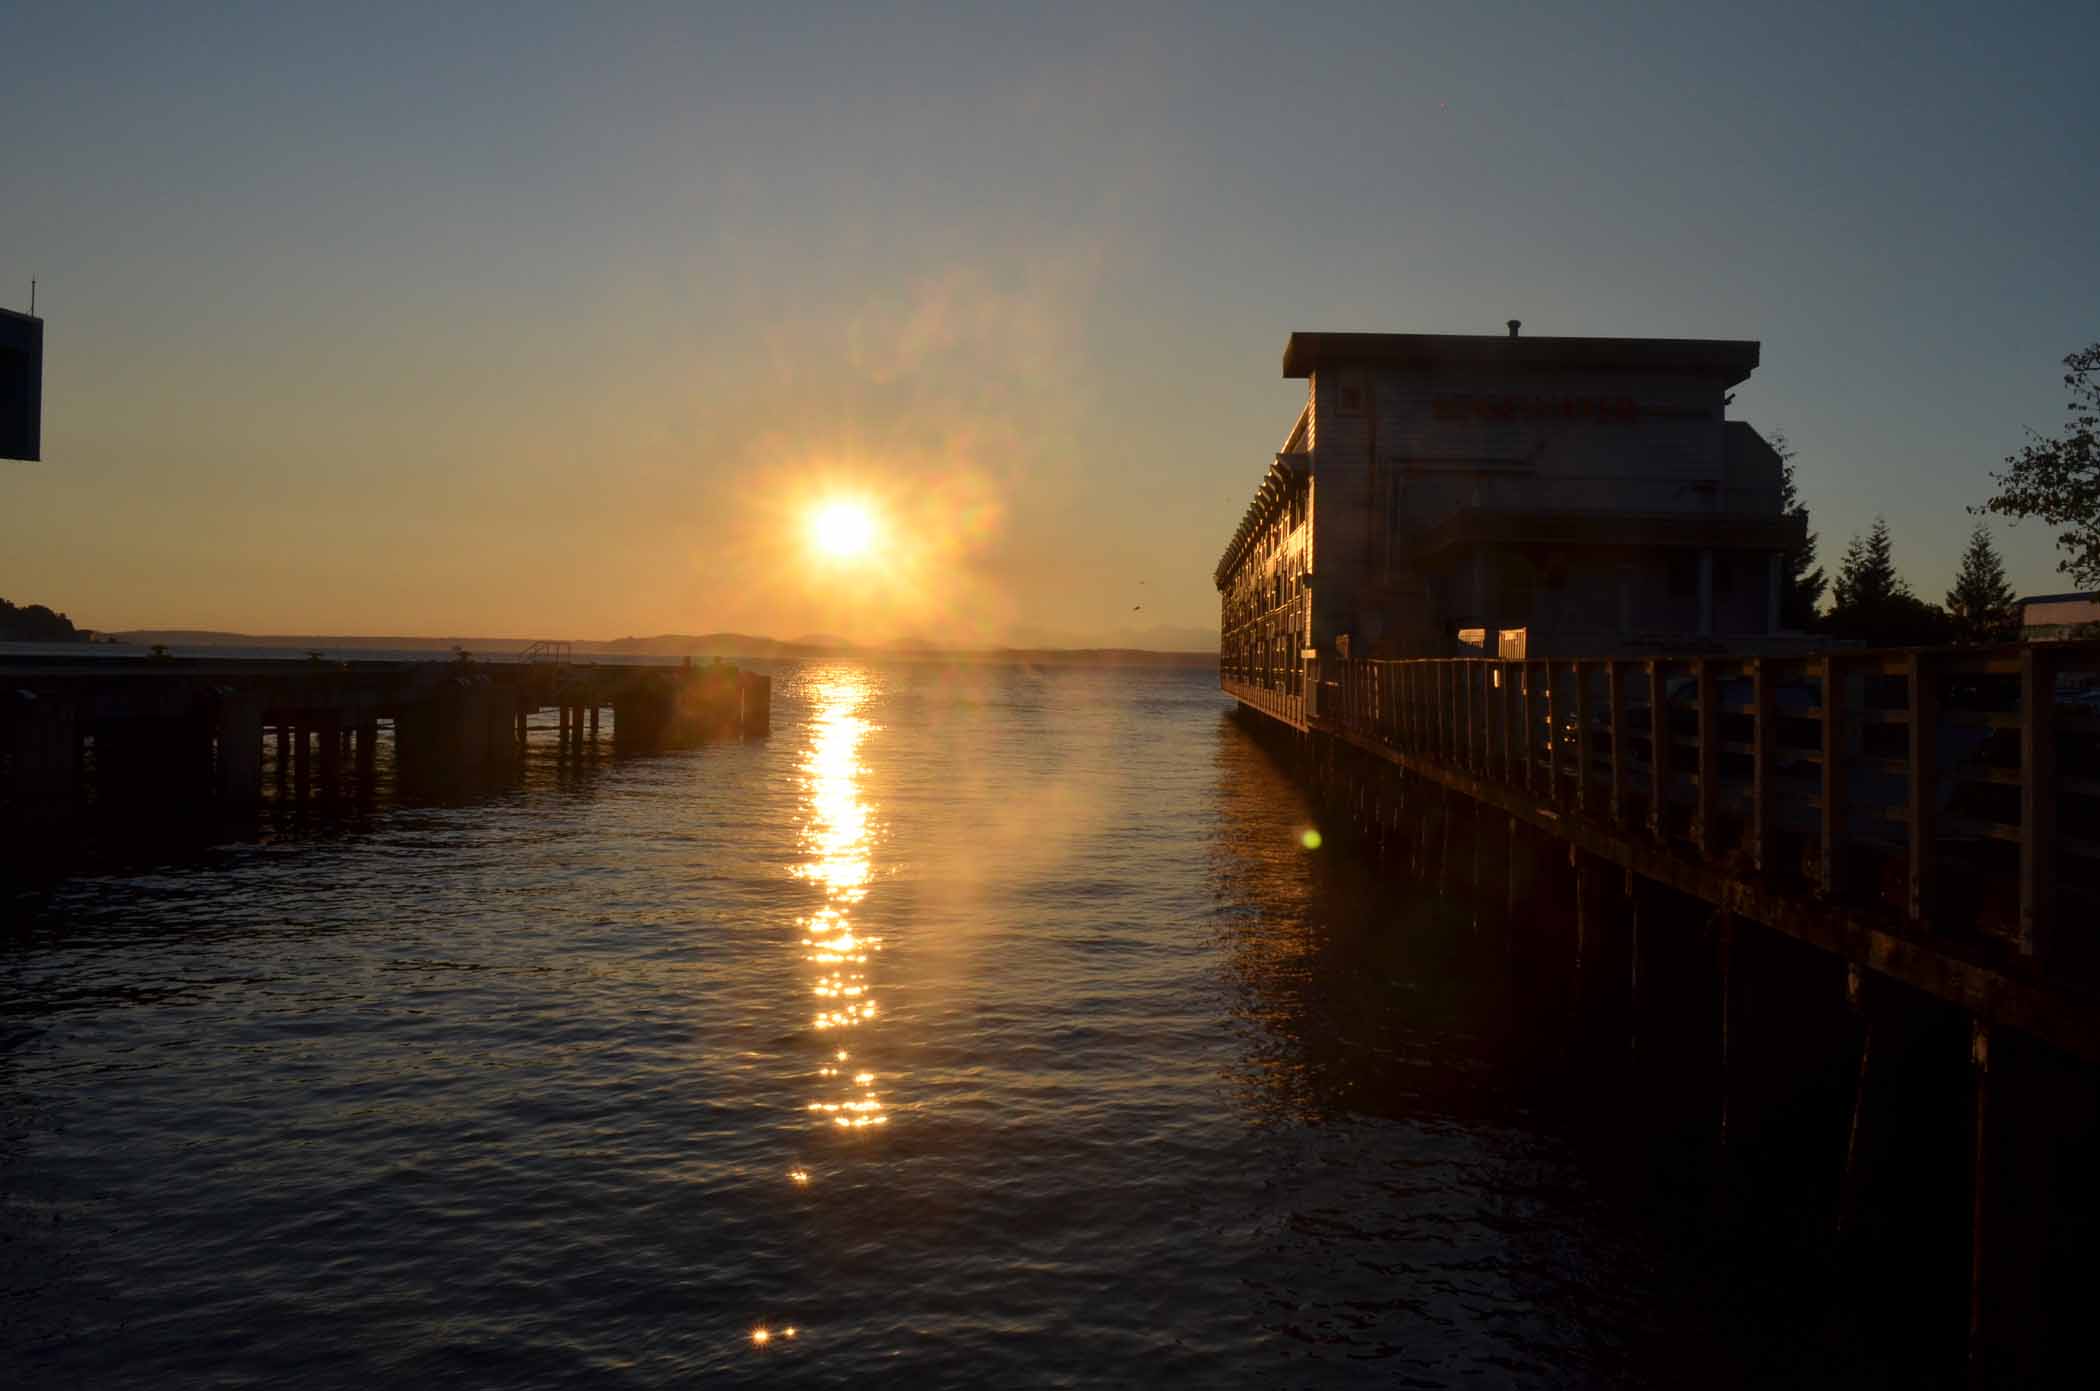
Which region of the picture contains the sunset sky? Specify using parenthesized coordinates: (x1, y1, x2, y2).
(2, 2, 2095, 645)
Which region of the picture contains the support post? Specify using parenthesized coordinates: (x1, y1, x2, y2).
(1573, 661, 1590, 813)
(1967, 1018, 1990, 1376)
(1820, 657, 1846, 899)
(1752, 658, 1774, 874)
(1647, 661, 1668, 841)
(1835, 964, 1873, 1242)
(1608, 660, 1627, 827)
(1545, 661, 1560, 803)
(213, 695, 263, 803)
(1694, 658, 1716, 858)
(1716, 911, 1735, 1144)
(2018, 647, 2054, 957)
(1907, 652, 1938, 925)
(317, 714, 342, 794)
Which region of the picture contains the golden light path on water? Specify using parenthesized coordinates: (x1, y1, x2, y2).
(795, 673, 887, 1149)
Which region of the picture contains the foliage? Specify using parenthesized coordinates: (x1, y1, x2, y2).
(1767, 431, 1825, 628)
(1825, 519, 1953, 645)
(0, 597, 86, 643)
(1979, 342, 2100, 586)
(1943, 523, 2018, 644)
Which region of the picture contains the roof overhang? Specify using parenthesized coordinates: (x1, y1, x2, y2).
(1214, 452, 1312, 589)
(1282, 332, 1760, 387)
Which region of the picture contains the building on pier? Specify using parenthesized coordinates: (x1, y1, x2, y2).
(1216, 326, 1805, 695)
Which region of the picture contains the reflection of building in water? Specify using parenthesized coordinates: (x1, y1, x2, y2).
(1216, 327, 1806, 700)
(795, 674, 888, 1131)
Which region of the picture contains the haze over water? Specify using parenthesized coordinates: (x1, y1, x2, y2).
(4, 663, 1879, 1386)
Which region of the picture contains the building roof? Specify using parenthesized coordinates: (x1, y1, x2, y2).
(1281, 331, 1760, 385)
(2016, 592, 2099, 606)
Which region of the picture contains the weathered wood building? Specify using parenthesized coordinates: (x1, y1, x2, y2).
(1217, 326, 1804, 692)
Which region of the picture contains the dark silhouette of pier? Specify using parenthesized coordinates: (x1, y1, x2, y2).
(1, 651, 770, 825)
(1228, 638, 2100, 1381)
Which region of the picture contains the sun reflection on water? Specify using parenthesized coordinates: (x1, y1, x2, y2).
(794, 672, 888, 1139)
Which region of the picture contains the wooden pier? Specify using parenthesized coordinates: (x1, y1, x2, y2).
(1, 651, 770, 826)
(1226, 639, 2100, 1381)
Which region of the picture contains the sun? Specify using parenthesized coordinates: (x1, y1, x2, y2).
(809, 500, 877, 560)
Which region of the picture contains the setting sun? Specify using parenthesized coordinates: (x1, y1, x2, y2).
(809, 501, 877, 561)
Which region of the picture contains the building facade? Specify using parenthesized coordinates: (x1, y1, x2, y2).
(1217, 328, 1804, 716)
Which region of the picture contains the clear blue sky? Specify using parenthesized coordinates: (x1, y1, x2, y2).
(3, 1, 2094, 640)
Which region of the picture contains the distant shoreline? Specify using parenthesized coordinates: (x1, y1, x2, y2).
(89, 630, 1219, 669)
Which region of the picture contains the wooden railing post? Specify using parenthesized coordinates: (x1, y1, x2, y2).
(1695, 658, 1717, 858)
(1607, 660, 1627, 828)
(1465, 662, 1478, 773)
(2018, 646, 2055, 957)
(1820, 656, 1846, 899)
(1647, 660, 1668, 841)
(1751, 658, 1774, 875)
(1545, 661, 1561, 803)
(1573, 660, 1591, 814)
(1523, 663, 1538, 793)
(1907, 651, 1938, 926)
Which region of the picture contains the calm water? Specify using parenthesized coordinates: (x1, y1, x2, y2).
(3, 662, 1881, 1386)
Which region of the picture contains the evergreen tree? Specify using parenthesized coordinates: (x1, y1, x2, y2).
(1831, 517, 1907, 611)
(1826, 518, 1953, 645)
(1944, 523, 2018, 643)
(1768, 431, 1825, 627)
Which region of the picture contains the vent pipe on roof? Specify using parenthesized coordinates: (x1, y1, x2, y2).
(1507, 319, 1521, 338)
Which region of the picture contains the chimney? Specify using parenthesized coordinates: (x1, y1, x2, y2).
(1507, 319, 1521, 338)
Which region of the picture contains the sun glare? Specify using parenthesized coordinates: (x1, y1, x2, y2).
(809, 500, 877, 561)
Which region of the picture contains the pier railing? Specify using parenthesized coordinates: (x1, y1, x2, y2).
(1312, 643, 2100, 968)
(1221, 674, 1308, 731)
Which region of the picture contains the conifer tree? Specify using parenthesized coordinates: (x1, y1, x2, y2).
(1831, 517, 1907, 611)
(1944, 523, 2018, 643)
(1827, 517, 1952, 644)
(1768, 432, 1825, 628)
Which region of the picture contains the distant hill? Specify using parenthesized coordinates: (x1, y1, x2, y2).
(100, 628, 1217, 667)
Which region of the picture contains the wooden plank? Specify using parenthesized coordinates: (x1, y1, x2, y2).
(1908, 651, 1938, 926)
(1608, 660, 1627, 827)
(1821, 656, 1845, 899)
(2019, 647, 2055, 958)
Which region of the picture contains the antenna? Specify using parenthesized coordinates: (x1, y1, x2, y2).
(28, 280, 34, 316)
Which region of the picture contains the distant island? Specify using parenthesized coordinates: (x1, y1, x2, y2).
(93, 629, 1218, 668)
(0, 597, 89, 643)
